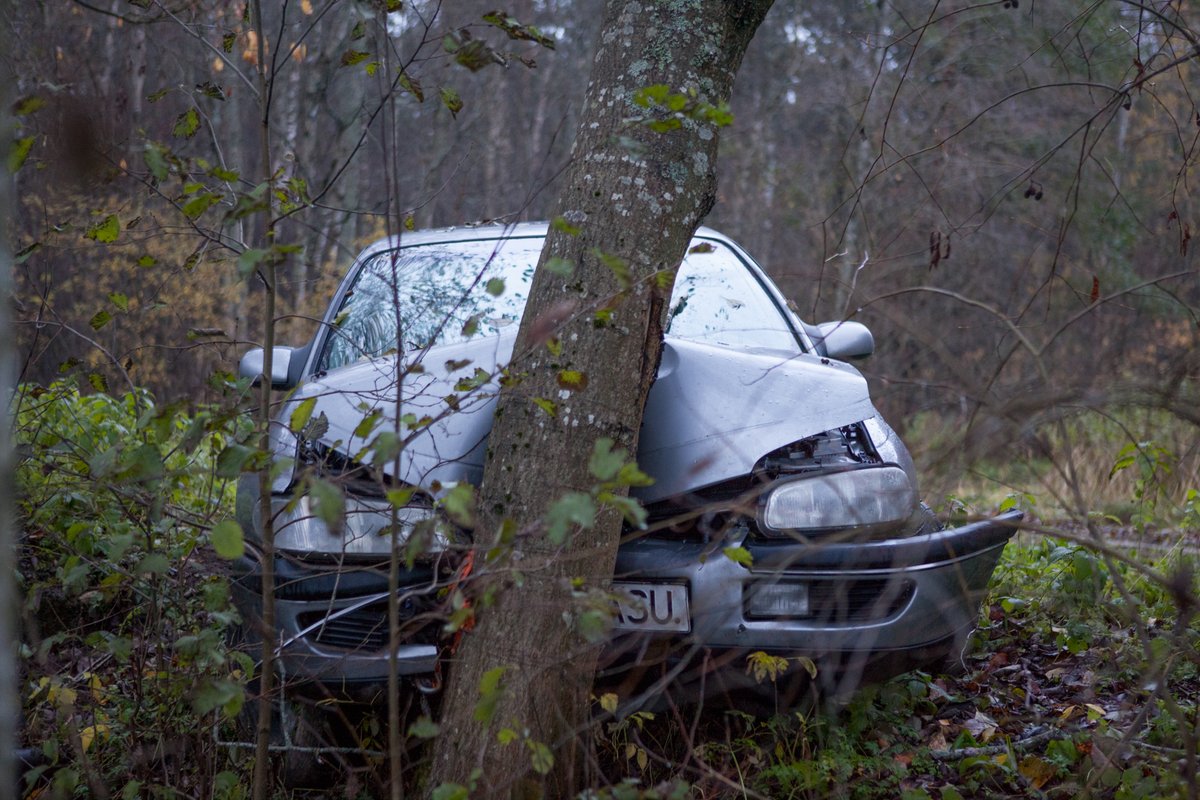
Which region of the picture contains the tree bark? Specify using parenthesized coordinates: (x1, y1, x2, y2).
(428, 1, 773, 796)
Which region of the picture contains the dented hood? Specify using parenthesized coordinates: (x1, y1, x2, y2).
(286, 336, 877, 503)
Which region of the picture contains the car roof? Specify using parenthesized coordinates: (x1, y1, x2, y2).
(356, 220, 737, 257)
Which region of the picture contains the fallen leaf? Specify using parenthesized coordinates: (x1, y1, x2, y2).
(1019, 755, 1056, 789)
(964, 711, 999, 743)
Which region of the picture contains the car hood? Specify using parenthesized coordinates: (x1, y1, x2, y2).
(287, 336, 878, 503)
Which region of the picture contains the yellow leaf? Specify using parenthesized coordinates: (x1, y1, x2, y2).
(80, 724, 110, 753)
(1019, 755, 1056, 789)
(599, 693, 618, 714)
(47, 684, 77, 710)
(636, 747, 648, 770)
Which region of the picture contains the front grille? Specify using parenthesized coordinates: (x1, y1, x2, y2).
(297, 597, 437, 651)
(745, 577, 913, 624)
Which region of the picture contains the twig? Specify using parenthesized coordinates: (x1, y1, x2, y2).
(931, 724, 1062, 760)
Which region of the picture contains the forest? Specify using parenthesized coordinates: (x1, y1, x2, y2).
(5, 0, 1200, 798)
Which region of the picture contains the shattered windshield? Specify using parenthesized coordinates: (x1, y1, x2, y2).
(319, 235, 799, 373)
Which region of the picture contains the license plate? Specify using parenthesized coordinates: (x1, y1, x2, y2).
(613, 582, 690, 632)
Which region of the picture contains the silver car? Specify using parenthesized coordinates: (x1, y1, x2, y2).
(231, 222, 1018, 704)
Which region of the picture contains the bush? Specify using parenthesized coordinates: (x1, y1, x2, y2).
(15, 379, 253, 799)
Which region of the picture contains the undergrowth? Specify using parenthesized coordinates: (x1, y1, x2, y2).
(586, 533, 1199, 799)
(13, 383, 1200, 798)
(16, 379, 253, 799)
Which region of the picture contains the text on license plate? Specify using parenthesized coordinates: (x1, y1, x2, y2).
(613, 582, 690, 633)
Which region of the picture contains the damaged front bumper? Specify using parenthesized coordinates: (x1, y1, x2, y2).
(229, 511, 1021, 691)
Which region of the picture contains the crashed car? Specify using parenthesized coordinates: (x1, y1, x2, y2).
(232, 221, 1019, 706)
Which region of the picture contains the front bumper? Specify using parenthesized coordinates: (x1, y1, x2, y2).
(230, 511, 1021, 689)
(613, 510, 1020, 656)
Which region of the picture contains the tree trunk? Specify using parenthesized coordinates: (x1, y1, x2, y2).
(428, 1, 772, 796)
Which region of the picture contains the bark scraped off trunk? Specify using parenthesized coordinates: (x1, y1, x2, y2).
(429, 1, 773, 796)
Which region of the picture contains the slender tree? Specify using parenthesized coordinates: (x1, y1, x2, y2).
(428, 1, 774, 795)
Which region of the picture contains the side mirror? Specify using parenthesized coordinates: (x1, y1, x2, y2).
(814, 321, 874, 361)
(239, 347, 298, 389)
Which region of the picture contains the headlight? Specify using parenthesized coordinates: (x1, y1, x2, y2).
(270, 496, 443, 557)
(758, 465, 915, 536)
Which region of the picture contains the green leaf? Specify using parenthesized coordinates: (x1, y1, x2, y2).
(221, 32, 236, 53)
(485, 278, 505, 296)
(602, 493, 647, 529)
(144, 143, 170, 181)
(546, 492, 595, 545)
(386, 487, 417, 508)
(634, 84, 671, 108)
(545, 256, 573, 276)
(528, 740, 554, 775)
(407, 716, 440, 739)
(108, 292, 129, 312)
(172, 108, 200, 138)
(14, 242, 40, 264)
(87, 372, 109, 393)
(588, 438, 623, 481)
(441, 483, 475, 528)
(341, 49, 370, 67)
(723, 546, 753, 568)
(210, 520, 245, 559)
(89, 310, 113, 331)
(453, 39, 496, 72)
(532, 397, 556, 417)
(591, 248, 630, 288)
(85, 215, 121, 243)
(440, 87, 464, 117)
(399, 71, 425, 102)
(136, 552, 171, 576)
(309, 478, 345, 534)
(453, 367, 490, 391)
(196, 81, 225, 101)
(9, 136, 35, 173)
(215, 443, 257, 478)
(431, 786, 469, 800)
(14, 96, 46, 115)
(192, 677, 243, 716)
(474, 666, 507, 723)
(182, 192, 219, 219)
(556, 369, 587, 392)
(289, 397, 317, 433)
(369, 430, 401, 466)
(117, 443, 164, 482)
(482, 12, 556, 49)
(551, 216, 580, 236)
(237, 248, 268, 278)
(352, 410, 383, 439)
(576, 608, 610, 643)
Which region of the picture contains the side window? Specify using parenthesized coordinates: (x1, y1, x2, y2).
(666, 241, 799, 351)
